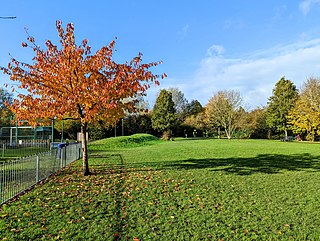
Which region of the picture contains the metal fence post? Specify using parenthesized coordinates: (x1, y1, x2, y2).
(63, 145, 69, 167)
(0, 163, 3, 203)
(36, 155, 40, 183)
(60, 147, 64, 168)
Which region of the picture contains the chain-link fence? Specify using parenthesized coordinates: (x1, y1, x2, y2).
(0, 143, 82, 205)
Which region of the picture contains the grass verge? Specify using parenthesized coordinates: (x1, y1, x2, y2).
(1, 137, 320, 240)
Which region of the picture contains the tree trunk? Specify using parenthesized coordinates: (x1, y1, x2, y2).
(225, 131, 231, 139)
(225, 128, 232, 140)
(225, 124, 232, 140)
(81, 122, 90, 176)
(284, 129, 288, 138)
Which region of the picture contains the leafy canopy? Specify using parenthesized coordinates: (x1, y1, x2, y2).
(289, 77, 320, 141)
(2, 21, 165, 127)
(205, 90, 243, 139)
(1, 21, 165, 175)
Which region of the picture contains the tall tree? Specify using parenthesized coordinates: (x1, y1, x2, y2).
(0, 88, 13, 126)
(187, 99, 203, 116)
(0, 87, 13, 108)
(151, 89, 177, 139)
(289, 77, 320, 141)
(167, 87, 188, 121)
(1, 21, 164, 175)
(267, 77, 298, 138)
(205, 90, 243, 139)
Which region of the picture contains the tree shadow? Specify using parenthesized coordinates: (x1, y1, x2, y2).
(89, 153, 320, 176)
(163, 153, 320, 175)
(85, 152, 320, 238)
(89, 154, 128, 240)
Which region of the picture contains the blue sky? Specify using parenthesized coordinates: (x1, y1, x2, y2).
(1, 0, 320, 109)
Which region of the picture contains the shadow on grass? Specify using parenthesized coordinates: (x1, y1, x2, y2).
(89, 154, 128, 241)
(86, 152, 320, 237)
(153, 153, 320, 175)
(89, 153, 320, 176)
(102, 153, 320, 176)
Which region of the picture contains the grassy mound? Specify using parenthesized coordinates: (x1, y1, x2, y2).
(89, 133, 161, 150)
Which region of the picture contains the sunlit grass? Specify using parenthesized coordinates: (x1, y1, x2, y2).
(1, 137, 320, 240)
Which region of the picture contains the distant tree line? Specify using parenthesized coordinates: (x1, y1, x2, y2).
(1, 76, 320, 141)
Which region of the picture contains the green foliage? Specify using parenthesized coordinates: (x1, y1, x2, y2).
(89, 123, 108, 140)
(289, 77, 320, 141)
(267, 77, 298, 137)
(186, 99, 203, 116)
(123, 113, 155, 136)
(151, 89, 177, 134)
(2, 139, 320, 240)
(183, 112, 207, 136)
(54, 119, 81, 140)
(237, 107, 269, 139)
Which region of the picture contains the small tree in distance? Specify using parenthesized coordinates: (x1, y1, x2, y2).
(205, 90, 243, 139)
(1, 21, 165, 175)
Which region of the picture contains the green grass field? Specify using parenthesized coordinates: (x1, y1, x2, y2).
(1, 134, 320, 240)
(0, 146, 50, 161)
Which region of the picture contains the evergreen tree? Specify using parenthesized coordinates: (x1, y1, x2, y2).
(151, 89, 177, 139)
(267, 77, 298, 138)
(187, 100, 203, 116)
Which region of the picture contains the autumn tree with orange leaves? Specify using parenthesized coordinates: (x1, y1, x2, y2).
(1, 21, 165, 175)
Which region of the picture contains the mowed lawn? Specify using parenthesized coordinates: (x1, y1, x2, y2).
(1, 136, 320, 240)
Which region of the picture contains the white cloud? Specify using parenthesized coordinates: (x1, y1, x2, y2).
(185, 39, 320, 109)
(206, 45, 225, 57)
(299, 0, 320, 15)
